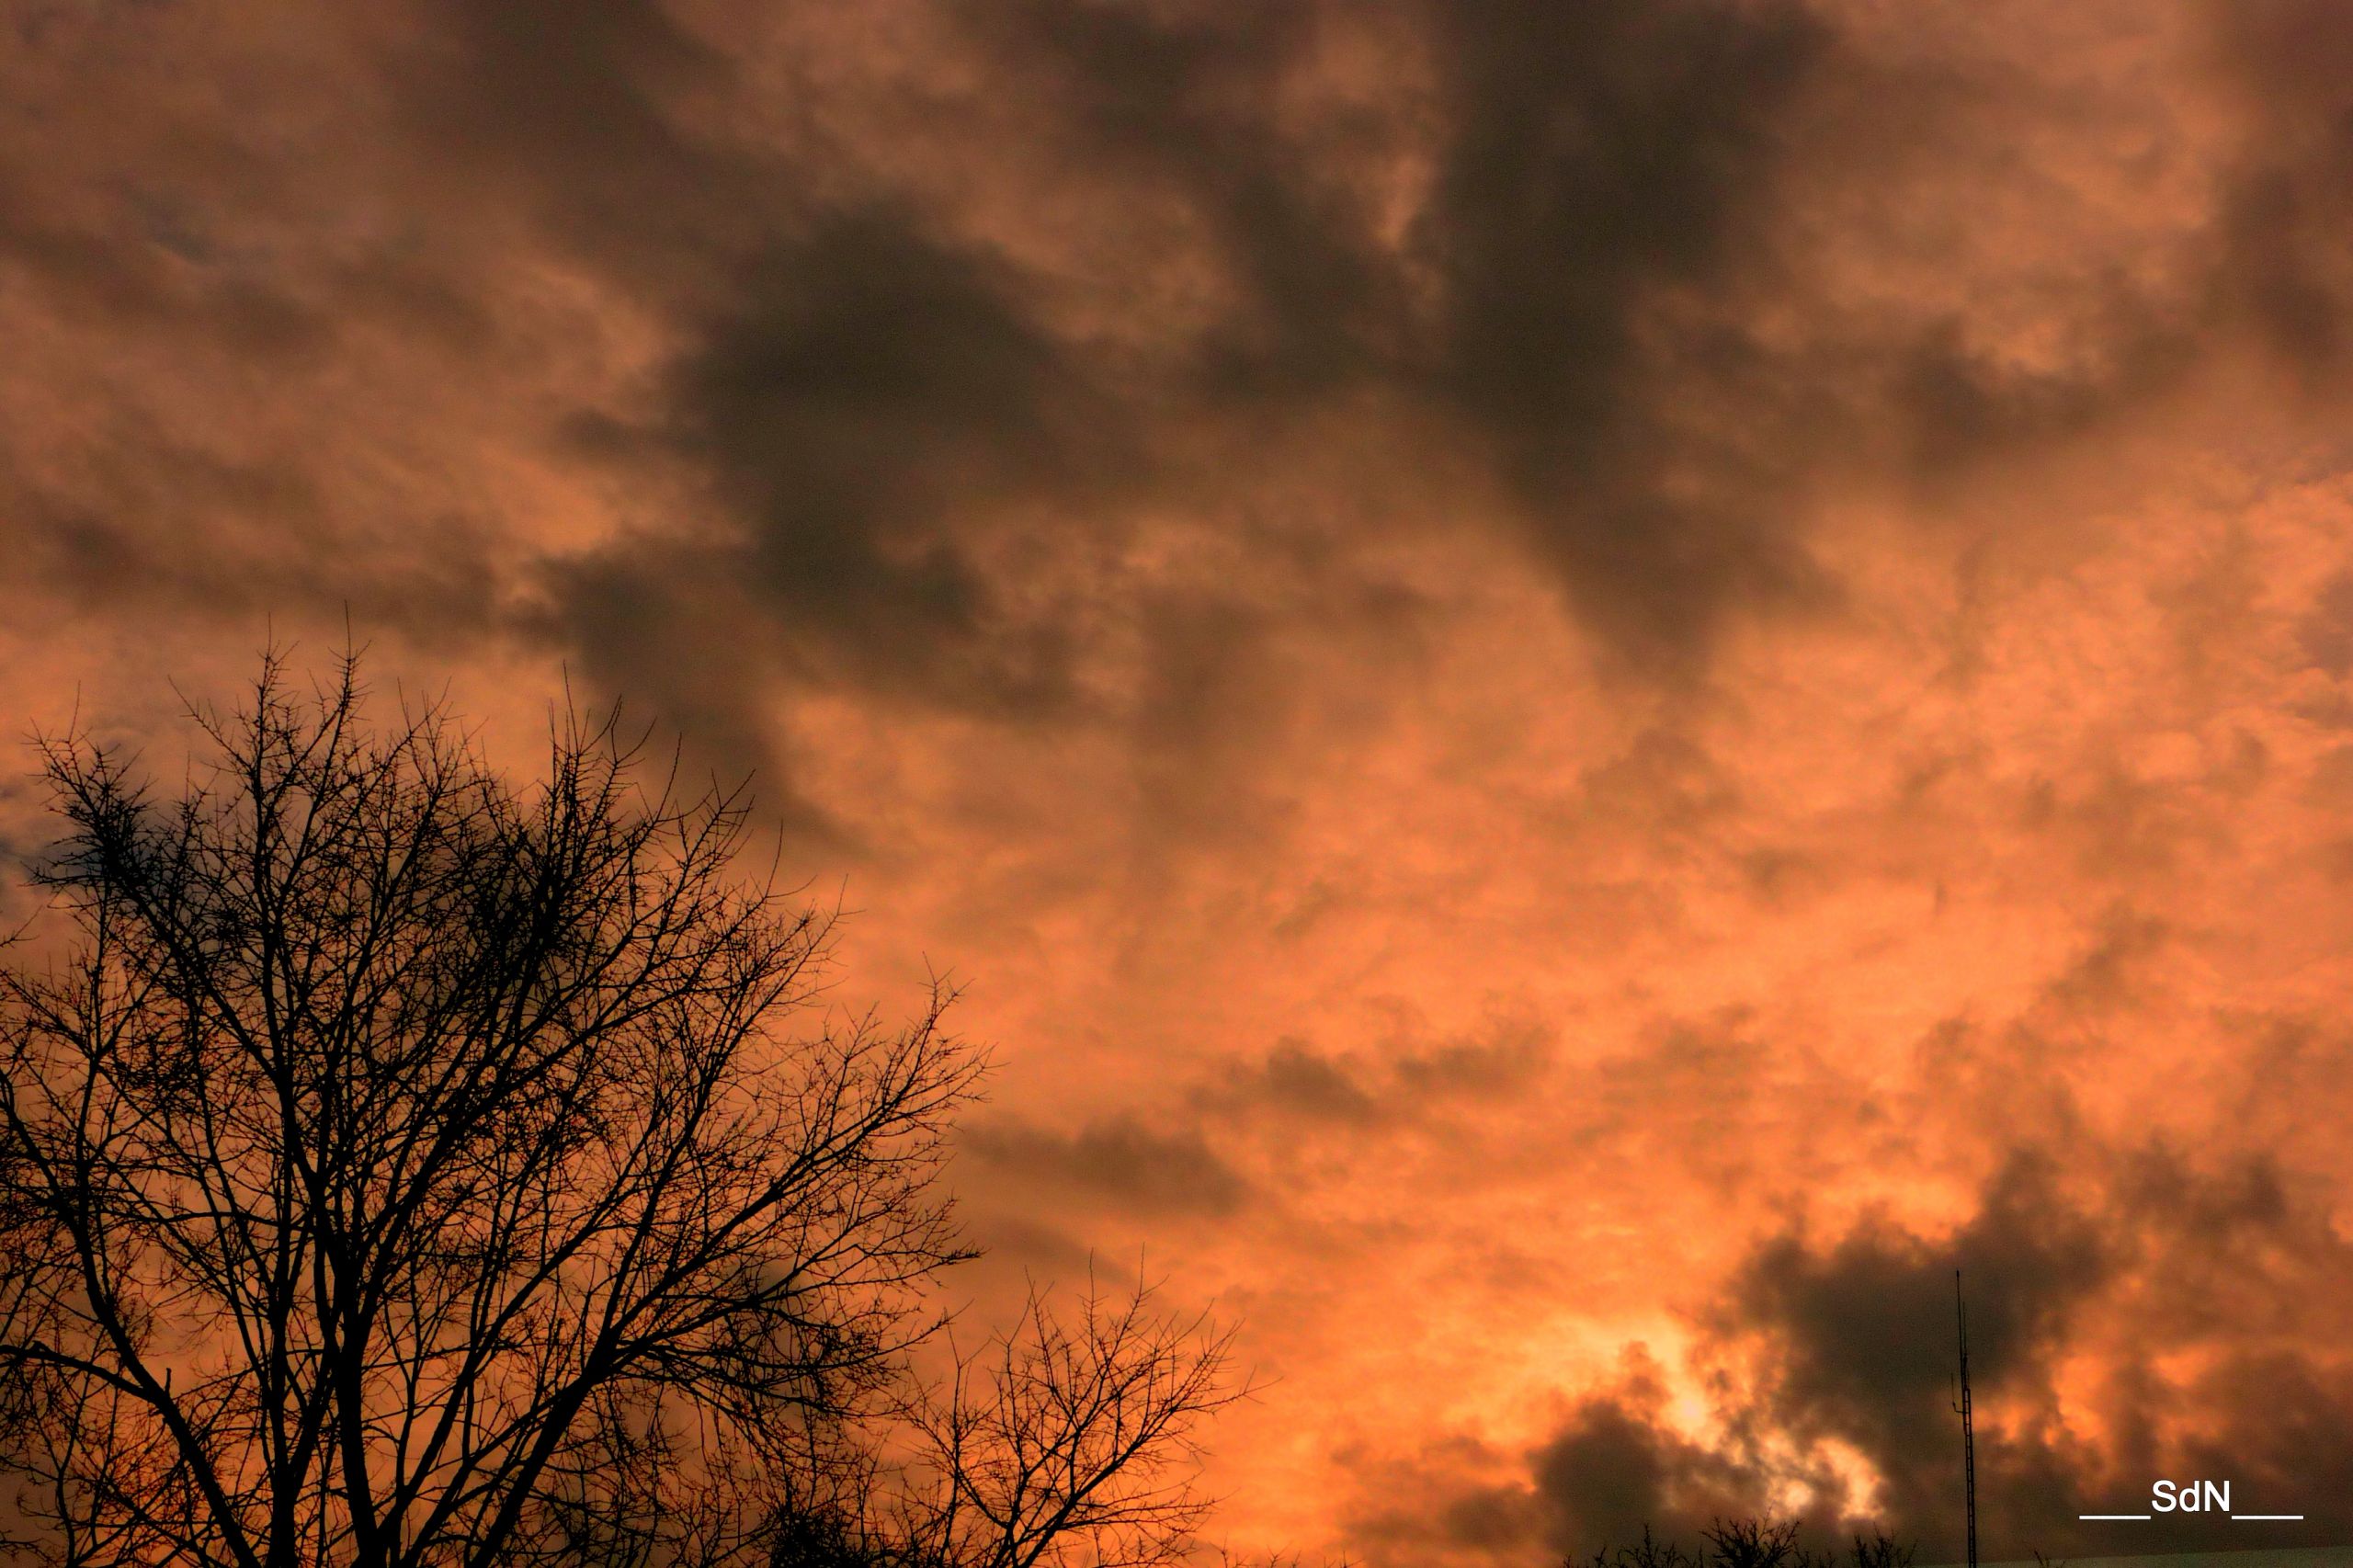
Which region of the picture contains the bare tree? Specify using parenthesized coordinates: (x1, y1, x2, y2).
(891, 1270, 1252, 1568)
(1847, 1533, 1915, 1568)
(1578, 1520, 1915, 1568)
(0, 653, 986, 1568)
(1701, 1518, 1802, 1568)
(1576, 1524, 1705, 1568)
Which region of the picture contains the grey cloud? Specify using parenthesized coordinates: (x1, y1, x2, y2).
(552, 209, 1114, 713)
(960, 1111, 1253, 1219)
(518, 0, 2271, 745)
(1722, 1149, 2115, 1538)
(1403, 1140, 2353, 1563)
(955, 0, 1395, 400)
(1353, 1364, 1784, 1567)
(1723, 1143, 2353, 1556)
(2205, 1, 2353, 383)
(1199, 1014, 1556, 1134)
(1208, 1039, 1383, 1127)
(1526, 1383, 1779, 1554)
(17, 0, 2353, 814)
(1408, 0, 1839, 670)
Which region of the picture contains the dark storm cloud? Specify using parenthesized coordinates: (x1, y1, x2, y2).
(961, 1111, 1254, 1219)
(1522, 1383, 1775, 1552)
(968, 0, 1874, 669)
(1355, 1363, 1779, 1564)
(1208, 1039, 1384, 1127)
(1193, 1013, 1555, 1135)
(1733, 1153, 2109, 1421)
(1721, 1150, 2117, 1545)
(515, 0, 1386, 762)
(956, 0, 1398, 399)
(446, 0, 1845, 727)
(553, 208, 1114, 719)
(956, 1015, 1558, 1245)
(938, 0, 1856, 673)
(1723, 1143, 2353, 1556)
(387, 0, 763, 273)
(28, 0, 2353, 760)
(378, 1, 1148, 776)
(1404, 1140, 2353, 1562)
(19, 0, 2353, 756)
(2205, 0, 2353, 384)
(1409, 0, 1842, 668)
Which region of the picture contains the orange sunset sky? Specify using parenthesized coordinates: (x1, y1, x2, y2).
(7, 2, 2353, 1563)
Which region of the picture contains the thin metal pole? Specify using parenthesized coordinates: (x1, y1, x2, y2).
(1953, 1270, 1977, 1568)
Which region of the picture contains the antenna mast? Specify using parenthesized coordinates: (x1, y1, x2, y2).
(1953, 1270, 1977, 1568)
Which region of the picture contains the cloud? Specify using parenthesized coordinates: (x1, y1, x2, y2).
(2203, 0, 2353, 383)
(960, 1111, 1254, 1220)
(1405, 0, 1841, 666)
(1207, 1039, 1383, 1128)
(1349, 1355, 1779, 1565)
(542, 204, 1122, 789)
(1382, 1138, 2353, 1563)
(952, 0, 1395, 401)
(1194, 1010, 1557, 1138)
(15, 0, 2347, 752)
(18, 6, 2353, 1563)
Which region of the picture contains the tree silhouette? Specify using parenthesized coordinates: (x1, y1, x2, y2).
(1701, 1518, 1802, 1568)
(1577, 1520, 1915, 1568)
(893, 1270, 1250, 1568)
(0, 653, 1246, 1568)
